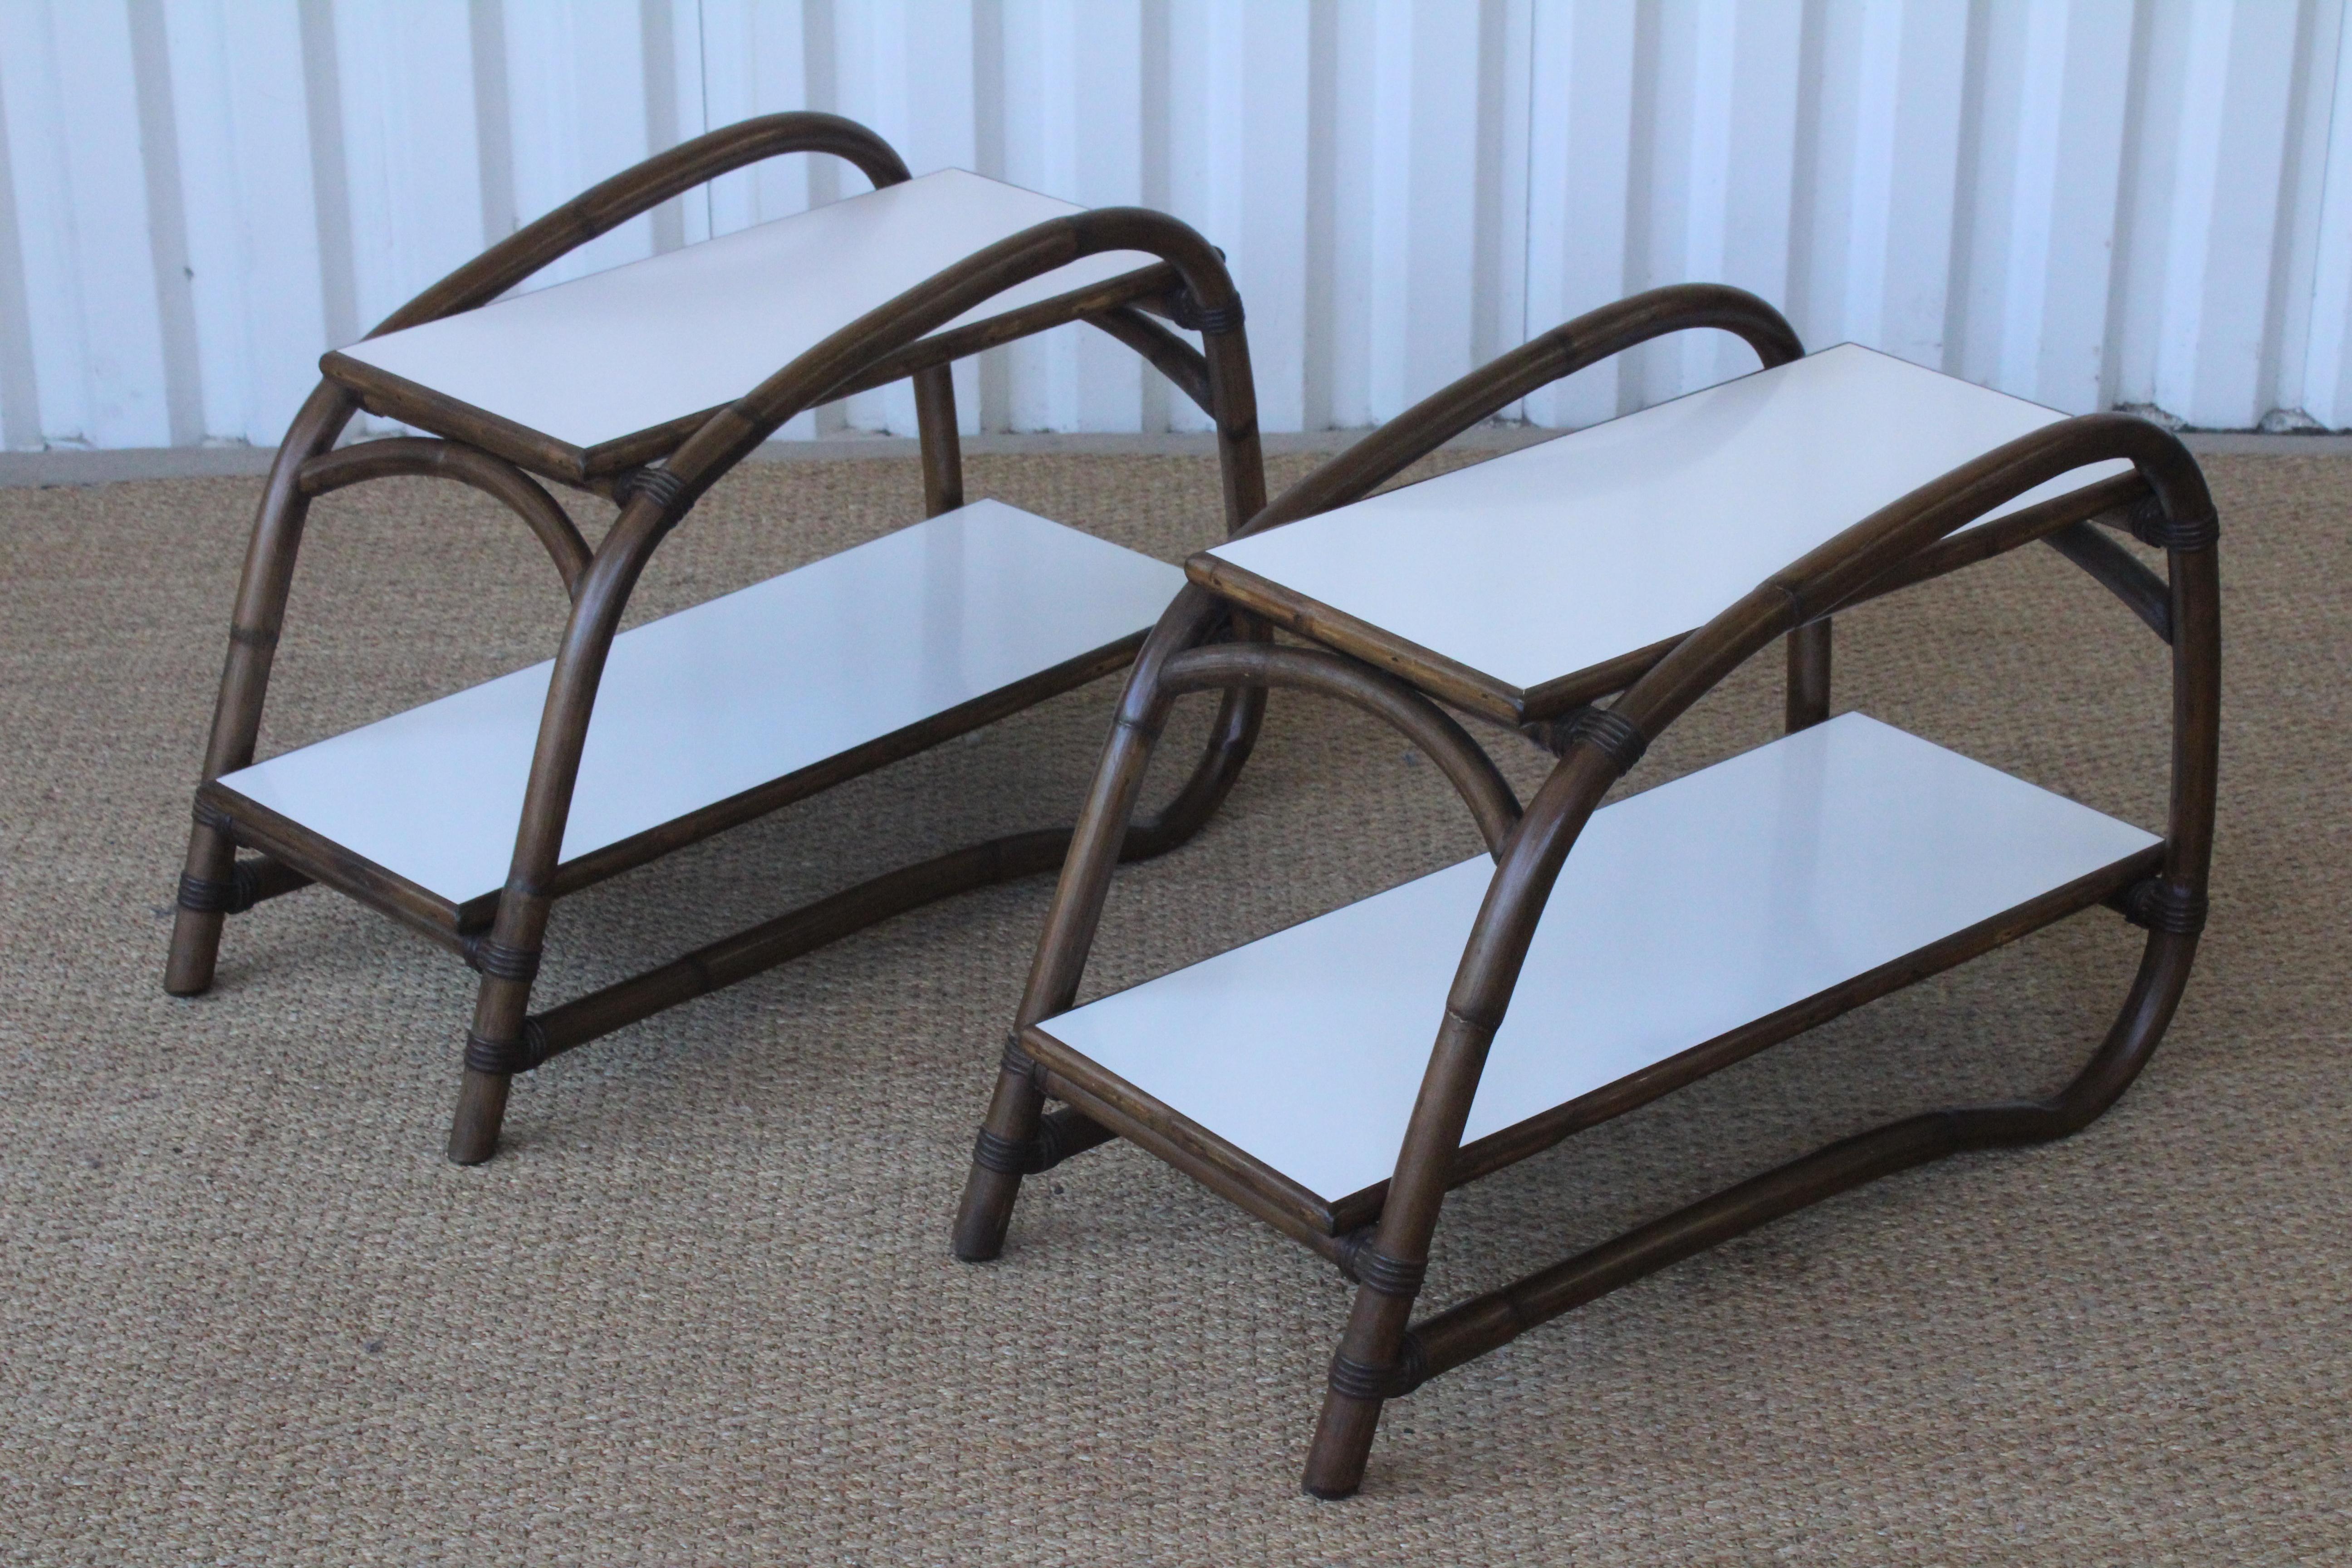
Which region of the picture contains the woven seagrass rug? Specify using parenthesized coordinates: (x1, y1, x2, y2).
(2, 448, 2344, 1564)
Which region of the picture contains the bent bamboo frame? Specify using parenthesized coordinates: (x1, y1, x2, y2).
(953, 284, 2220, 1501)
(165, 112, 1270, 1170)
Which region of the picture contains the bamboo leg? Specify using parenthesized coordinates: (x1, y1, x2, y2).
(949, 717, 1161, 1260)
(163, 814, 237, 995)
(164, 383, 356, 996)
(443, 489, 676, 1164)
(951, 593, 1232, 1258)
(1302, 1004, 1507, 1498)
(1785, 616, 1832, 732)
(1303, 1278, 1421, 1498)
(952, 1043, 1051, 1259)
(912, 363, 965, 516)
(449, 967, 537, 1164)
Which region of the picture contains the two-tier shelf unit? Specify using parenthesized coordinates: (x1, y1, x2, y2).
(164, 114, 1271, 1165)
(953, 286, 2219, 1498)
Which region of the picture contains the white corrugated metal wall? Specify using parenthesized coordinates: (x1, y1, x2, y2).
(3, 0, 2348, 451)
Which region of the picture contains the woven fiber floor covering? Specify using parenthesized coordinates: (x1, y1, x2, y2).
(2, 449, 2345, 1564)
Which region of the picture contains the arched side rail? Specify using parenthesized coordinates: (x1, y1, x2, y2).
(815, 266, 1209, 411)
(299, 438, 592, 598)
(1240, 284, 1803, 539)
(645, 204, 1261, 529)
(2042, 519, 2174, 642)
(1160, 644, 1521, 857)
(1079, 306, 1215, 415)
(367, 113, 913, 340)
(1298, 410, 2220, 1499)
(493, 205, 1266, 943)
(476, 203, 1269, 956)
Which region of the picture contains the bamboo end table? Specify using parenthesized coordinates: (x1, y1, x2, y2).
(166, 114, 1271, 1166)
(954, 291, 2217, 1498)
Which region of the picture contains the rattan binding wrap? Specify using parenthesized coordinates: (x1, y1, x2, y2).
(1336, 1235, 1428, 1297)
(1565, 706, 1648, 775)
(2127, 494, 2221, 552)
(1168, 289, 1246, 335)
(2122, 877, 2209, 935)
(464, 939, 542, 984)
(612, 465, 689, 515)
(464, 1021, 551, 1076)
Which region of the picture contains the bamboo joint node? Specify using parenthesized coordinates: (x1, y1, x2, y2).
(463, 937, 542, 983)
(2127, 494, 2219, 552)
(1167, 289, 1245, 335)
(1336, 1233, 1428, 1297)
(1565, 706, 1647, 776)
(464, 1020, 551, 1076)
(2121, 877, 2208, 936)
(1327, 1338, 1429, 1401)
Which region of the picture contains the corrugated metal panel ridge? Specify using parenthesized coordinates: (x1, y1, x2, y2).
(2, 0, 2347, 450)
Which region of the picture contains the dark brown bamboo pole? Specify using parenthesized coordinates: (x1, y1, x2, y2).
(1082, 305, 1215, 413)
(912, 365, 965, 516)
(1785, 618, 1832, 731)
(528, 828, 1071, 1059)
(1159, 643, 1521, 854)
(951, 584, 1225, 1256)
(1241, 284, 1803, 539)
(166, 382, 359, 995)
(2043, 518, 2173, 641)
(298, 438, 592, 595)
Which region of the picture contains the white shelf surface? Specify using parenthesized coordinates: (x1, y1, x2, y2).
(335, 169, 1158, 451)
(1203, 345, 2133, 696)
(219, 500, 1183, 906)
(1042, 714, 2158, 1207)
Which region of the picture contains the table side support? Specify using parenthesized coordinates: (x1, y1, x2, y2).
(452, 203, 1272, 1164)
(1385, 931, 2201, 1394)
(1297, 412, 2219, 1499)
(1785, 617, 1832, 732)
(166, 382, 360, 996)
(913, 364, 964, 516)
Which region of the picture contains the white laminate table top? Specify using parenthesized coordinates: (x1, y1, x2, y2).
(218, 500, 1184, 906)
(334, 169, 1158, 452)
(1203, 345, 2133, 698)
(1041, 713, 2158, 1208)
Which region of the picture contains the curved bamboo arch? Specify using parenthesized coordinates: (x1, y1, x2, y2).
(298, 438, 592, 597)
(1242, 282, 1805, 538)
(1159, 643, 1523, 856)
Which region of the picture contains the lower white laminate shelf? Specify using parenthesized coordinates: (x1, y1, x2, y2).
(1037, 713, 2161, 1210)
(215, 500, 1184, 910)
